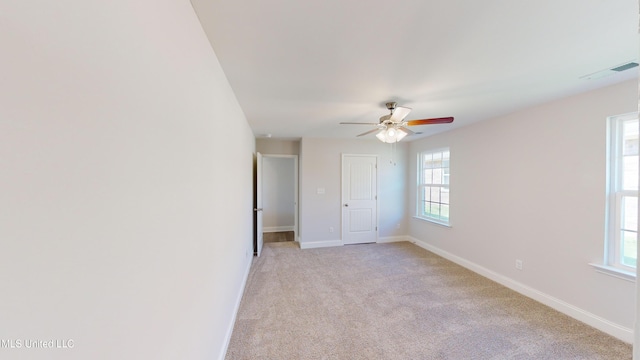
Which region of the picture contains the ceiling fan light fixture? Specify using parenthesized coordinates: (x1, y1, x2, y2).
(376, 126, 406, 143)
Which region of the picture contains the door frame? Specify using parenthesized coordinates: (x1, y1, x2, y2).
(254, 152, 264, 256)
(261, 154, 299, 242)
(341, 154, 379, 244)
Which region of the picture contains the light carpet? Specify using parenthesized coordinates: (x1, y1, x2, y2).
(225, 241, 631, 359)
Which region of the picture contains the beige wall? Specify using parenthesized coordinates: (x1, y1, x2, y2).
(408, 79, 638, 342)
(0, 2, 255, 359)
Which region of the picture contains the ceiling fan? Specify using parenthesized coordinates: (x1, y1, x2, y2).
(340, 102, 454, 143)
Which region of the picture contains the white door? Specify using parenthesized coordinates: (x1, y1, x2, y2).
(254, 152, 264, 256)
(342, 155, 377, 245)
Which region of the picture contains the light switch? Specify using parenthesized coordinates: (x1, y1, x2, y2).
(317, 187, 325, 194)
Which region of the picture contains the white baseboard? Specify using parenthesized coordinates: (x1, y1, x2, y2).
(299, 239, 343, 249)
(218, 256, 253, 360)
(263, 226, 295, 233)
(377, 236, 409, 243)
(299, 236, 408, 248)
(407, 236, 634, 344)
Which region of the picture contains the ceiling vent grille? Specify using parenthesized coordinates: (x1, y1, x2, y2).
(580, 60, 639, 80)
(611, 62, 639, 72)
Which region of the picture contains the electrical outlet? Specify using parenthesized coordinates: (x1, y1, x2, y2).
(329, 227, 334, 233)
(515, 259, 523, 270)
(396, 223, 401, 229)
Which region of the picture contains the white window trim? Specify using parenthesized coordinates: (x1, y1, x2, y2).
(597, 112, 638, 279)
(589, 263, 636, 282)
(413, 215, 452, 228)
(416, 148, 451, 226)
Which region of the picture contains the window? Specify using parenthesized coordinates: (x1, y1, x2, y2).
(606, 113, 638, 272)
(417, 149, 450, 225)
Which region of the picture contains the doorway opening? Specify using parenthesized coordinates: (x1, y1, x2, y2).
(262, 155, 298, 244)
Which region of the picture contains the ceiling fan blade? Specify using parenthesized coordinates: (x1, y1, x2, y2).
(399, 126, 416, 135)
(406, 117, 454, 126)
(356, 128, 382, 137)
(340, 122, 381, 125)
(389, 106, 412, 122)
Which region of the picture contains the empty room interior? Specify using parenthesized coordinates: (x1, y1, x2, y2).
(2, 0, 640, 359)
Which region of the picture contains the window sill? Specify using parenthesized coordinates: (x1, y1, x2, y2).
(589, 263, 636, 282)
(413, 216, 452, 228)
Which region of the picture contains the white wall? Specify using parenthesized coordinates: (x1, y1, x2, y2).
(408, 79, 638, 342)
(0, 1, 254, 359)
(635, 72, 640, 360)
(299, 138, 407, 247)
(263, 157, 296, 230)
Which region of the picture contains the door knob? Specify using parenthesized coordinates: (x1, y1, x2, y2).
(344, 204, 349, 207)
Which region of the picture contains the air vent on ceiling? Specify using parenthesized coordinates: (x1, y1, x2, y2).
(580, 60, 639, 80)
(611, 62, 639, 72)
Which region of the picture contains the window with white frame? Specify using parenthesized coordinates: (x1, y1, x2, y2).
(417, 149, 450, 224)
(606, 113, 638, 271)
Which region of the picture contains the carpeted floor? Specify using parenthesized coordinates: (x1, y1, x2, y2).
(225, 241, 632, 359)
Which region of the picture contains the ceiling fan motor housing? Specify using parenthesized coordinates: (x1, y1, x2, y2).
(385, 102, 397, 112)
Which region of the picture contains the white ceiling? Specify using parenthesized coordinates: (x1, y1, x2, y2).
(191, 0, 639, 140)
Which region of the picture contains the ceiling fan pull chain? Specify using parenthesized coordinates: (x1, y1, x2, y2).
(390, 141, 397, 166)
